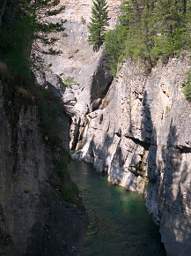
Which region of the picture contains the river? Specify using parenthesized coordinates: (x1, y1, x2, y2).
(69, 160, 166, 256)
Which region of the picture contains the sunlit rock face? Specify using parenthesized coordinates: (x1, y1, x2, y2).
(33, 0, 121, 117)
(71, 61, 148, 192)
(71, 54, 191, 256)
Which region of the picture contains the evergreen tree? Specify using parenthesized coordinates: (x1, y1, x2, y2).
(88, 0, 109, 51)
(105, 0, 191, 75)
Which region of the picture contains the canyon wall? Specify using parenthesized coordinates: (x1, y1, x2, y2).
(2, 0, 189, 255)
(32, 1, 191, 255)
(0, 1, 87, 254)
(69, 55, 191, 256)
(0, 0, 122, 254)
(0, 76, 86, 256)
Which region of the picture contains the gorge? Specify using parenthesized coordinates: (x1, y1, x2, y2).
(0, 0, 191, 256)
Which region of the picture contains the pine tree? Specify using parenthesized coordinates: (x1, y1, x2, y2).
(88, 0, 109, 51)
(155, 0, 190, 35)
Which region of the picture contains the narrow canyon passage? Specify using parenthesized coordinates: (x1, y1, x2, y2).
(69, 161, 166, 256)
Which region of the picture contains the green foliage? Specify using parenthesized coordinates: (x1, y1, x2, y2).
(105, 25, 127, 74)
(105, 0, 191, 75)
(0, 0, 64, 79)
(0, 12, 35, 78)
(88, 0, 109, 51)
(37, 21, 65, 33)
(182, 71, 191, 101)
(53, 158, 82, 206)
(61, 76, 78, 87)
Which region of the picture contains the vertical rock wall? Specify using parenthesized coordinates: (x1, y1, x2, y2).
(70, 55, 191, 256)
(0, 78, 85, 256)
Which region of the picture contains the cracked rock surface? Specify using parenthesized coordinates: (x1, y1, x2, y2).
(70, 56, 191, 256)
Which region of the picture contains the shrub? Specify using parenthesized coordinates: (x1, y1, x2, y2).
(61, 76, 78, 87)
(182, 72, 191, 101)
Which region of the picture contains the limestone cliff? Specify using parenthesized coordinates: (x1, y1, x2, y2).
(29, 0, 191, 255)
(69, 55, 191, 256)
(0, 75, 86, 256)
(11, 0, 191, 255)
(0, 0, 87, 254)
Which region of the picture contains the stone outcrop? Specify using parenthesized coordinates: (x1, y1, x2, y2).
(0, 1, 88, 254)
(33, 0, 121, 116)
(69, 55, 191, 256)
(0, 77, 85, 256)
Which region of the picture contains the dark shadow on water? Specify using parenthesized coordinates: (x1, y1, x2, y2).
(69, 160, 166, 256)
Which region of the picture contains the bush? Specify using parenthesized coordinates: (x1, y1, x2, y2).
(183, 72, 191, 101)
(61, 76, 78, 87)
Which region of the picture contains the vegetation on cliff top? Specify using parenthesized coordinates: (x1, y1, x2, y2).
(105, 0, 191, 75)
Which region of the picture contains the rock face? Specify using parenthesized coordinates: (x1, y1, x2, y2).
(5, 0, 191, 256)
(0, 1, 121, 255)
(69, 55, 191, 256)
(33, 0, 121, 116)
(0, 2, 87, 254)
(19, 0, 191, 255)
(0, 78, 85, 256)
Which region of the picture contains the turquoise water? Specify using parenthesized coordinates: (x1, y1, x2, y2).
(69, 161, 166, 256)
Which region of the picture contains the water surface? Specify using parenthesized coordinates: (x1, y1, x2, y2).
(69, 161, 166, 256)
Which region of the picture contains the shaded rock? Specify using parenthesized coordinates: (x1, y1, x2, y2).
(0, 78, 86, 256)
